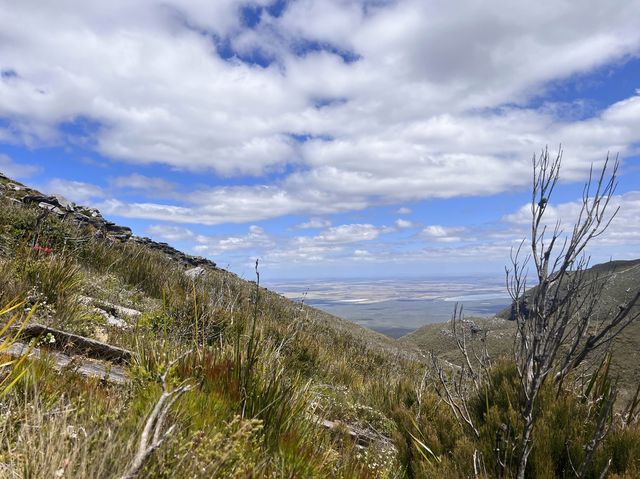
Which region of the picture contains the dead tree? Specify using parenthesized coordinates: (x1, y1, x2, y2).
(507, 148, 640, 479)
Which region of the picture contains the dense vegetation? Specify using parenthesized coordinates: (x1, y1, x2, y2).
(1, 172, 639, 478)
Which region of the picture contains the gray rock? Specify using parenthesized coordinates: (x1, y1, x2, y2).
(4, 172, 218, 267)
(185, 266, 205, 279)
(94, 308, 128, 328)
(54, 194, 75, 212)
(6, 182, 24, 191)
(132, 236, 217, 269)
(38, 201, 66, 216)
(103, 222, 133, 240)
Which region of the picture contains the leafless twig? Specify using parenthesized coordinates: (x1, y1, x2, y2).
(120, 351, 194, 479)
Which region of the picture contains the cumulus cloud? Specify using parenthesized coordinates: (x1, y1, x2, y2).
(145, 224, 197, 242)
(45, 178, 105, 203)
(110, 174, 176, 192)
(395, 218, 414, 229)
(421, 225, 466, 243)
(1, 0, 640, 274)
(0, 154, 39, 178)
(225, 223, 387, 265)
(503, 191, 640, 247)
(294, 217, 332, 229)
(0, 0, 639, 225)
(256, 222, 397, 264)
(191, 225, 275, 255)
(96, 183, 368, 224)
(141, 187, 640, 271)
(309, 223, 381, 244)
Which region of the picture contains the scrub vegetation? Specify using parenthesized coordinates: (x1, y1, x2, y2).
(1, 152, 639, 479)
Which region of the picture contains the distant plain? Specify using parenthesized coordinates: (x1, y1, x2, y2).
(265, 276, 511, 338)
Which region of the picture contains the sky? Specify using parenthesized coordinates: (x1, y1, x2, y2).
(0, 0, 639, 279)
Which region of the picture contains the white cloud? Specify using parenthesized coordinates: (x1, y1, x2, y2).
(352, 249, 374, 261)
(504, 191, 640, 247)
(310, 223, 381, 244)
(250, 223, 386, 265)
(1, 0, 640, 254)
(145, 224, 196, 242)
(96, 184, 369, 225)
(45, 178, 104, 203)
(262, 243, 342, 264)
(191, 225, 275, 255)
(0, 154, 39, 178)
(421, 225, 466, 243)
(0, 1, 639, 204)
(255, 223, 383, 264)
(395, 218, 414, 229)
(294, 217, 332, 229)
(110, 174, 176, 192)
(137, 187, 640, 271)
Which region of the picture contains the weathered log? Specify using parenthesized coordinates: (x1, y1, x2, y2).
(5, 342, 128, 384)
(16, 324, 132, 364)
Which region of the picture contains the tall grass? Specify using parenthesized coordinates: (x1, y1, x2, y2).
(2, 194, 640, 478)
(0, 301, 36, 400)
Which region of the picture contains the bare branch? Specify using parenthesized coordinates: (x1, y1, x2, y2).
(120, 351, 194, 479)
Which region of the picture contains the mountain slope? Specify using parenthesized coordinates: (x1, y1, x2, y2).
(2, 171, 640, 478)
(401, 259, 640, 394)
(0, 171, 408, 357)
(1, 171, 426, 477)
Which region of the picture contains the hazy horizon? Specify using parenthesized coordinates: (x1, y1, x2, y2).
(265, 275, 511, 338)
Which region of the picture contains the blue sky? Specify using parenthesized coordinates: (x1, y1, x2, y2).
(1, 0, 639, 279)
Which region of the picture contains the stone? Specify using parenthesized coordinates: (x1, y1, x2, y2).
(3, 172, 218, 269)
(38, 201, 66, 216)
(23, 194, 58, 205)
(104, 222, 133, 240)
(185, 266, 205, 279)
(54, 194, 75, 212)
(94, 308, 128, 328)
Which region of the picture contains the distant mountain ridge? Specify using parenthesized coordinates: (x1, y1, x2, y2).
(496, 258, 640, 321)
(401, 257, 640, 395)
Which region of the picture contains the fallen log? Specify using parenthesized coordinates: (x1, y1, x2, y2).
(16, 324, 133, 364)
(5, 342, 128, 384)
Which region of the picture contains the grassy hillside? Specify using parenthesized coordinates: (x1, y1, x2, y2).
(400, 316, 517, 361)
(1, 172, 639, 478)
(402, 259, 640, 397)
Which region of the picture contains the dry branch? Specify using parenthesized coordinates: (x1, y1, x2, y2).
(119, 352, 193, 479)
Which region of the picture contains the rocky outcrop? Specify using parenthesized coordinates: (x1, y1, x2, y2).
(133, 237, 216, 269)
(20, 192, 134, 240)
(0, 172, 216, 269)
